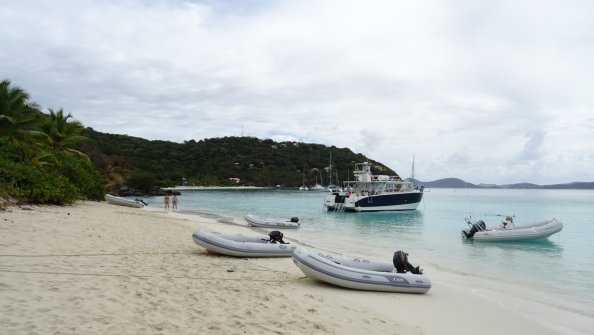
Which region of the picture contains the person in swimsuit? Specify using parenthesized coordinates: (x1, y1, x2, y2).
(164, 194, 170, 210)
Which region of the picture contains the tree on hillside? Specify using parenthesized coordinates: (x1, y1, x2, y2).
(0, 79, 41, 145)
(36, 108, 89, 160)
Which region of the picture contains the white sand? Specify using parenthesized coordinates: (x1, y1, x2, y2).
(0, 201, 562, 334)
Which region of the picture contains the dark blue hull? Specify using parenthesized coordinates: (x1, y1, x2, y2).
(348, 192, 423, 212)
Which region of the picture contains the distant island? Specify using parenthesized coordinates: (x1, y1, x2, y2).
(415, 178, 594, 190)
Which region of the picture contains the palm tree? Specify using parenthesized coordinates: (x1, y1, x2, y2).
(36, 108, 89, 160)
(0, 79, 41, 144)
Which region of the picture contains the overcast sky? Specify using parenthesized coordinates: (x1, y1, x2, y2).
(2, 0, 593, 185)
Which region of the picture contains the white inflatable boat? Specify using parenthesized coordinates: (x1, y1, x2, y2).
(292, 247, 431, 294)
(244, 214, 300, 228)
(192, 231, 295, 257)
(105, 194, 145, 208)
(462, 216, 563, 241)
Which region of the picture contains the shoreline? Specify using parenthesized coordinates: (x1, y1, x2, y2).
(0, 201, 569, 334)
(162, 186, 268, 191)
(169, 205, 593, 335)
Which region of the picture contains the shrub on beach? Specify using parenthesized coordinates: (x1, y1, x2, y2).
(53, 151, 105, 201)
(0, 157, 77, 204)
(0, 151, 105, 205)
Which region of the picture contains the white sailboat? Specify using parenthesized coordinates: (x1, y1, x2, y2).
(325, 150, 342, 192)
(311, 170, 325, 191)
(299, 163, 308, 191)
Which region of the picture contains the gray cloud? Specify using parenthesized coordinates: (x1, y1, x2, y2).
(2, 0, 593, 184)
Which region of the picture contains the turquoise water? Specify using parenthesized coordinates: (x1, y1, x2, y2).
(144, 188, 594, 332)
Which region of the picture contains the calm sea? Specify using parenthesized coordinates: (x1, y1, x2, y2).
(143, 188, 594, 334)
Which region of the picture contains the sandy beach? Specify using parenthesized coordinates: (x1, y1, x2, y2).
(0, 201, 561, 334)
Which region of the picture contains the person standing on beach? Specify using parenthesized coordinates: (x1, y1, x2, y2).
(164, 194, 170, 211)
(172, 194, 178, 211)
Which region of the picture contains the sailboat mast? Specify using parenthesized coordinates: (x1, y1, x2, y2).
(302, 163, 306, 185)
(411, 155, 415, 181)
(328, 150, 332, 186)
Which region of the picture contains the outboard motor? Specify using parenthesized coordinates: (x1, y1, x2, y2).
(393, 250, 422, 274)
(463, 220, 486, 238)
(268, 230, 288, 244)
(290, 217, 299, 223)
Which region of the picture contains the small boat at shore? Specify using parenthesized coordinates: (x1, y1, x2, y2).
(104, 194, 145, 208)
(292, 247, 431, 294)
(192, 231, 295, 257)
(462, 216, 563, 241)
(244, 214, 300, 228)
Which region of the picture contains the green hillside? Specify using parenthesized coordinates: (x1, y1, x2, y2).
(79, 128, 396, 195)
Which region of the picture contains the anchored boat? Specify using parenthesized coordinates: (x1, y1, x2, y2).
(462, 216, 563, 241)
(244, 214, 301, 228)
(324, 162, 423, 212)
(192, 231, 295, 257)
(292, 247, 431, 293)
(104, 194, 145, 208)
